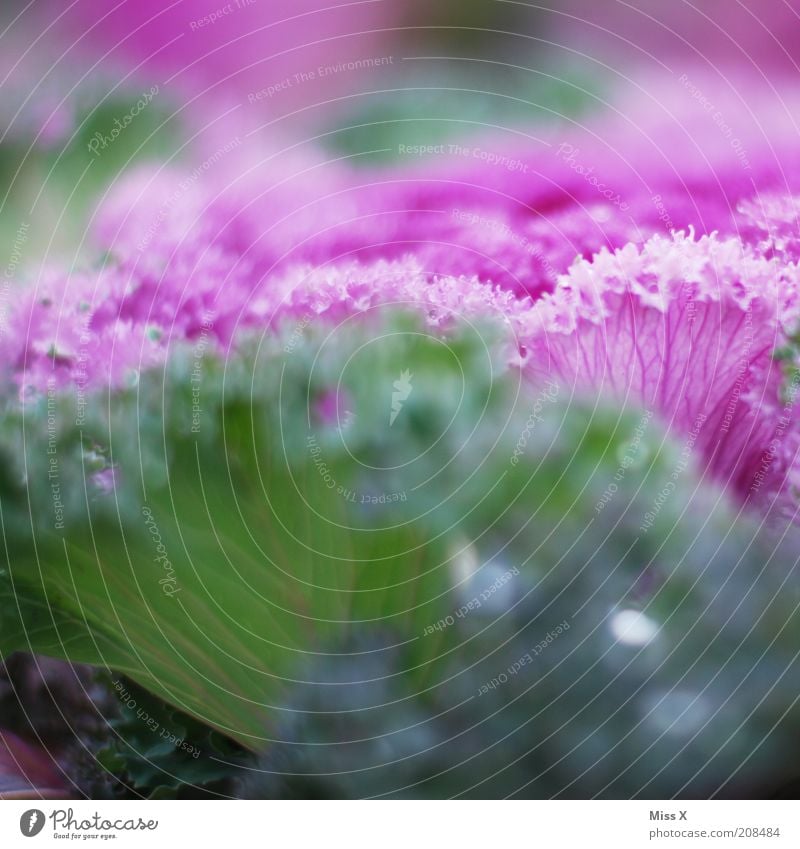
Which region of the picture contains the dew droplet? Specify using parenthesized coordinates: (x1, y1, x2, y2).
(643, 690, 712, 737)
(610, 609, 659, 646)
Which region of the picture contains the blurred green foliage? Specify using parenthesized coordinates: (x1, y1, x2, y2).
(326, 64, 606, 163)
(0, 83, 180, 271)
(1, 312, 799, 797)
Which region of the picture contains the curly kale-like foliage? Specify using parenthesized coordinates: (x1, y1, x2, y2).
(1, 312, 799, 797)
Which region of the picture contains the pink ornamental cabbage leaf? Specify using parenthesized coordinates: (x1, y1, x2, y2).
(520, 230, 800, 519)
